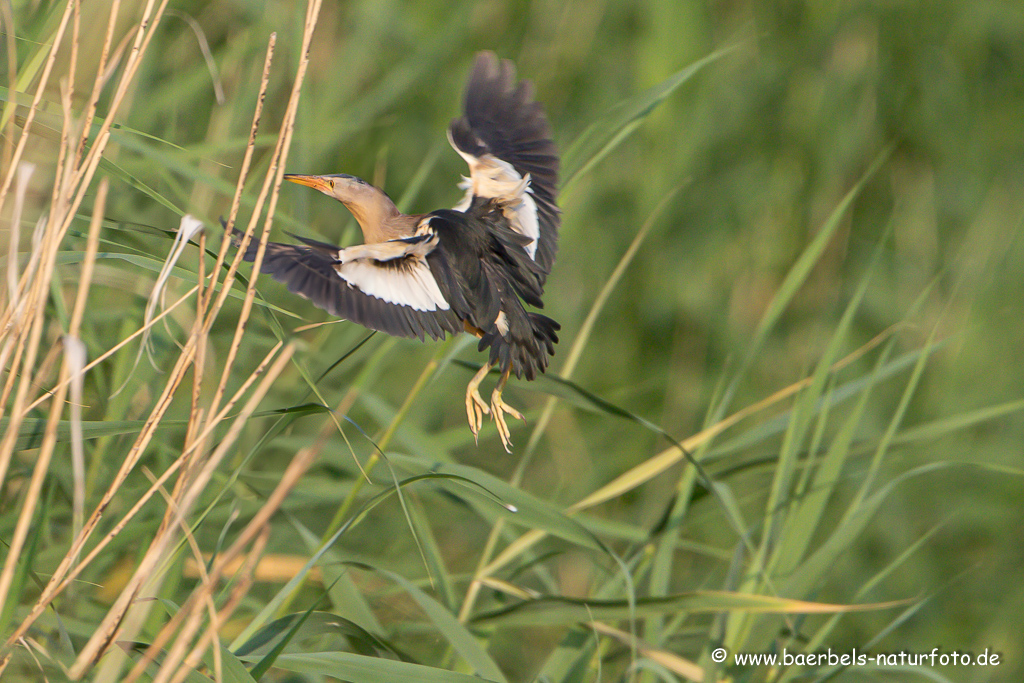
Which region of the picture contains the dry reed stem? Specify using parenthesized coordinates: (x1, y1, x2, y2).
(48, 65, 74, 226)
(199, 39, 289, 336)
(74, 0, 121, 168)
(68, 1, 80, 113)
(0, 214, 42, 365)
(186, 252, 207, 452)
(22, 284, 199, 414)
(0, 1, 16, 171)
(60, 338, 199, 673)
(144, 468, 227, 682)
(0, 0, 304, 677)
(170, 527, 270, 683)
(198, 32, 276, 316)
(66, 335, 88, 537)
(7, 338, 201, 652)
(197, 4, 315, 372)
(0, 164, 34, 431)
(3, 97, 74, 400)
(3, 163, 32, 313)
(66, 176, 107, 540)
(69, 344, 296, 677)
(201, 33, 277, 446)
(110, 17, 314, 675)
(186, 172, 212, 453)
(159, 387, 335, 673)
(0, 0, 74, 223)
(0, 219, 65, 490)
(96, 218, 214, 680)
(175, 258, 209, 582)
(67, 178, 107, 340)
(5, 340, 287, 649)
(0, 306, 30, 421)
(0, 4, 90, 612)
(2, 1, 324, 676)
(122, 345, 326, 682)
(45, 0, 171, 282)
(129, 8, 322, 673)
(0, 348, 75, 619)
(2, 0, 163, 436)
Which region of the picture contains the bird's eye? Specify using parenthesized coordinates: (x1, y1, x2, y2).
(329, 179, 335, 188)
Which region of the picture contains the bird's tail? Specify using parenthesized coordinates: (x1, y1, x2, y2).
(479, 310, 560, 381)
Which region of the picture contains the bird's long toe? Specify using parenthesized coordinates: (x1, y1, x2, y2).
(466, 385, 490, 444)
(465, 362, 495, 444)
(490, 388, 525, 454)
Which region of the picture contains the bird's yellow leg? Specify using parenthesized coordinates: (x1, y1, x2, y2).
(490, 366, 525, 454)
(465, 361, 494, 444)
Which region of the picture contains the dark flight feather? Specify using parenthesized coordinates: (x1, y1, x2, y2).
(227, 224, 461, 341)
(448, 51, 560, 279)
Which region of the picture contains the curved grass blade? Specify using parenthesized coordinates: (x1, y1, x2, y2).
(53, 252, 302, 318)
(285, 515, 388, 638)
(388, 454, 605, 552)
(226, 470, 514, 651)
(891, 397, 1024, 446)
(562, 44, 739, 188)
(236, 612, 407, 661)
(97, 155, 185, 216)
(472, 592, 901, 628)
(376, 568, 508, 683)
(2, 418, 185, 452)
(206, 645, 258, 683)
(783, 461, 1024, 599)
(708, 144, 894, 426)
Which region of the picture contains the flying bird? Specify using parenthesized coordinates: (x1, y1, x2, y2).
(228, 52, 560, 452)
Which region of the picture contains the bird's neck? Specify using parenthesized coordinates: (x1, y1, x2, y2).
(379, 213, 422, 241)
(347, 202, 416, 243)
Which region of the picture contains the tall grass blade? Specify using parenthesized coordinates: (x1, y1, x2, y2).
(472, 592, 897, 627)
(709, 144, 893, 425)
(562, 45, 739, 188)
(378, 569, 508, 682)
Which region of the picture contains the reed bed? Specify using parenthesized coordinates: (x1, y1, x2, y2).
(2, 1, 1022, 681)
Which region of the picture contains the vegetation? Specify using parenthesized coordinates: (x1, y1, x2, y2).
(1, 1, 1021, 681)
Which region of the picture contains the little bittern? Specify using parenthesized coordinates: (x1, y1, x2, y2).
(229, 52, 560, 452)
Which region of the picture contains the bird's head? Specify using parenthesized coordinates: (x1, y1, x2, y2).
(284, 173, 400, 241)
(284, 173, 378, 206)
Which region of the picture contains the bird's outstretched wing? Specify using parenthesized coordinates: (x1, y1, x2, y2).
(227, 225, 462, 341)
(448, 51, 560, 279)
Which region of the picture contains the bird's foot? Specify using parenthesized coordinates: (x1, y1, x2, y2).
(466, 385, 490, 445)
(465, 363, 495, 445)
(490, 388, 525, 454)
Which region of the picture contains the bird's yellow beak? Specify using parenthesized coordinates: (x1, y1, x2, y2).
(283, 174, 333, 193)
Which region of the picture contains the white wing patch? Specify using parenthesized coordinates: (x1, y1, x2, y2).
(334, 230, 449, 312)
(448, 130, 541, 260)
(337, 258, 450, 312)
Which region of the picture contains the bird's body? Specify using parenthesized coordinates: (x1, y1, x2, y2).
(229, 52, 559, 451)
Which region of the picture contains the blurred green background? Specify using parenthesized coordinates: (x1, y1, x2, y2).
(6, 0, 1024, 680)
